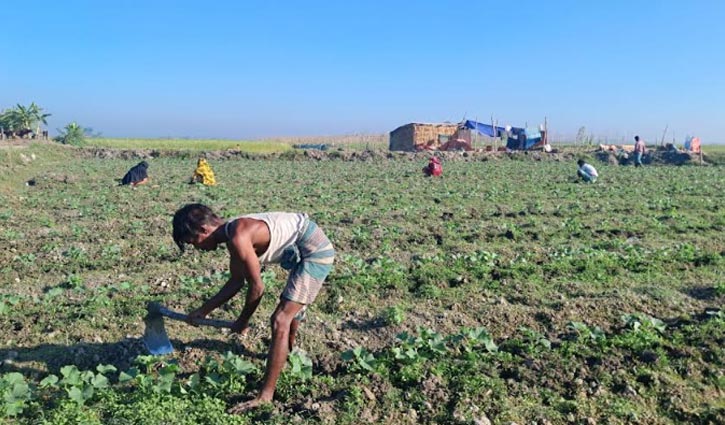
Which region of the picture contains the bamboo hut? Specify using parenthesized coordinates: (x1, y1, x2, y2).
(388, 123, 459, 151)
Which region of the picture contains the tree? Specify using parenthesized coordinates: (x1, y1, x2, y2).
(54, 122, 87, 146)
(29, 103, 51, 135)
(0, 108, 22, 137)
(575, 126, 587, 145)
(0, 103, 51, 138)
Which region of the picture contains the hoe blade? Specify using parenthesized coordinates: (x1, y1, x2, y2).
(143, 313, 174, 355)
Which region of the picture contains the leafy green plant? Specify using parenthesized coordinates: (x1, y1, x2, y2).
(614, 314, 667, 354)
(450, 327, 498, 354)
(342, 347, 377, 373)
(54, 122, 88, 146)
(567, 321, 606, 343)
(0, 294, 23, 316)
(189, 352, 256, 396)
(119, 356, 184, 395)
(56, 364, 116, 406)
(382, 305, 406, 326)
(65, 274, 85, 291)
(621, 314, 666, 334)
(286, 350, 313, 381)
(1, 372, 32, 417)
(499, 327, 552, 358)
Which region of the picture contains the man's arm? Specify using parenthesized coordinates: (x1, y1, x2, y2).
(228, 237, 265, 333)
(189, 276, 244, 319)
(187, 230, 263, 326)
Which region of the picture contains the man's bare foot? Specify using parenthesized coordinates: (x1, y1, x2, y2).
(227, 397, 271, 415)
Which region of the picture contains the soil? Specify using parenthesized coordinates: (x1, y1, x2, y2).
(595, 149, 706, 166)
(77, 146, 579, 163)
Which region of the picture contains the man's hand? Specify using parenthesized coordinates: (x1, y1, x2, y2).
(231, 318, 250, 335)
(186, 307, 209, 326)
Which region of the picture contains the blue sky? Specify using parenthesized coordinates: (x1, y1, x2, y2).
(2, 1, 724, 143)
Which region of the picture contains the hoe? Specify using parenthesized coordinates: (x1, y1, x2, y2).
(143, 302, 235, 355)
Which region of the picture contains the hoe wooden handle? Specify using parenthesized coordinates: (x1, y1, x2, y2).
(157, 306, 236, 329)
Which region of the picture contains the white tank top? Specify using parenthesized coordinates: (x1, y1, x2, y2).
(239, 212, 308, 264)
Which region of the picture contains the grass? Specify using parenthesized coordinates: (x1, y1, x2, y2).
(86, 137, 293, 153)
(0, 143, 723, 423)
(84, 134, 390, 153)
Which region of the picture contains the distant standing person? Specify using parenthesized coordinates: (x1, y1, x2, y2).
(576, 159, 598, 183)
(120, 161, 149, 187)
(633, 135, 646, 167)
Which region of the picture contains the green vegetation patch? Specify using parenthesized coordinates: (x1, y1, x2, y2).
(0, 145, 722, 423)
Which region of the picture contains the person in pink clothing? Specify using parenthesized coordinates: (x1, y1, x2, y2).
(633, 135, 646, 167)
(423, 156, 442, 176)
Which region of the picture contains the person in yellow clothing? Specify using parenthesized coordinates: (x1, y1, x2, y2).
(190, 158, 216, 185)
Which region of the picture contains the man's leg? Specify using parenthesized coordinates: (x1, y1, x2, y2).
(228, 299, 303, 414)
(289, 317, 301, 351)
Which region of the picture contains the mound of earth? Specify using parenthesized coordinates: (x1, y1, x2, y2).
(595, 150, 705, 166)
(79, 146, 578, 163)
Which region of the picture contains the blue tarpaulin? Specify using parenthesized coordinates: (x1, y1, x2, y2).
(506, 127, 542, 150)
(463, 120, 507, 137)
(463, 120, 544, 150)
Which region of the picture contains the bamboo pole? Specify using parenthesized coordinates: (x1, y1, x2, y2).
(494, 119, 499, 151)
(660, 124, 668, 147)
(474, 116, 479, 149)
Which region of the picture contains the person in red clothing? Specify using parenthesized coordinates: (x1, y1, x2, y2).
(422, 156, 442, 177)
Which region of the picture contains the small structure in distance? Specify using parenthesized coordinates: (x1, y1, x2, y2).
(388, 120, 548, 152)
(388, 122, 459, 152)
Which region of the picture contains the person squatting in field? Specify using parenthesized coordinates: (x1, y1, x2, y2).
(422, 156, 442, 177)
(576, 159, 598, 183)
(120, 161, 150, 187)
(189, 157, 217, 185)
(172, 204, 335, 413)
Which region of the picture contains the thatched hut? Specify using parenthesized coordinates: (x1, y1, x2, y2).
(389, 122, 459, 151)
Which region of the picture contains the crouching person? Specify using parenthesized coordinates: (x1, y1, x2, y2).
(172, 204, 335, 413)
(190, 157, 217, 185)
(576, 159, 598, 183)
(120, 161, 149, 187)
(422, 156, 442, 177)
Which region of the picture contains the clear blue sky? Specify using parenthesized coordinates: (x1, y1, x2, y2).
(2, 0, 724, 143)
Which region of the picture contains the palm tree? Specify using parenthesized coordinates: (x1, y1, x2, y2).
(14, 104, 34, 135)
(0, 108, 7, 139)
(54, 122, 86, 146)
(29, 102, 51, 136)
(0, 103, 52, 138)
(0, 108, 22, 137)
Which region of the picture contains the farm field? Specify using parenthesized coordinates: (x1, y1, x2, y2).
(0, 143, 723, 424)
(83, 134, 389, 153)
(84, 138, 293, 153)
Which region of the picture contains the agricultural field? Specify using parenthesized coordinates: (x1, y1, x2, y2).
(0, 142, 723, 424)
(84, 133, 388, 153)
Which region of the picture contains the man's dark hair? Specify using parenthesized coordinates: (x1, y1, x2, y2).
(634, 135, 640, 142)
(172, 203, 220, 251)
(577, 159, 585, 166)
